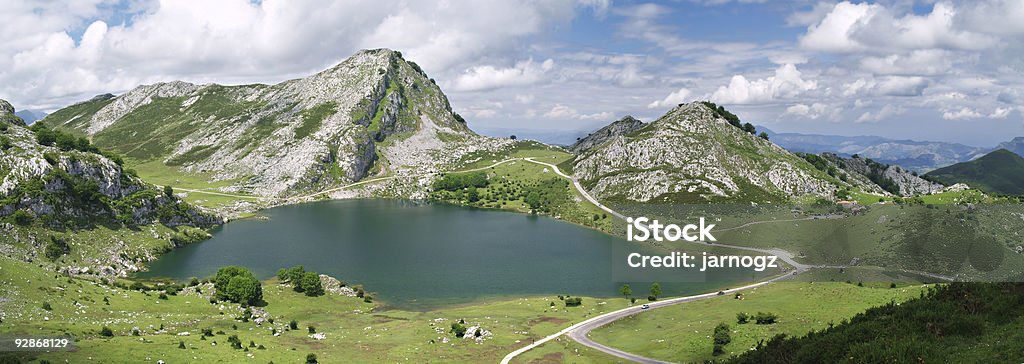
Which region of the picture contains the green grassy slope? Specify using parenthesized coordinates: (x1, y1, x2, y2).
(926, 149, 1024, 195)
(729, 283, 1024, 363)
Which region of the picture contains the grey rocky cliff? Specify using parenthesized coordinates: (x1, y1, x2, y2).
(822, 153, 941, 197)
(572, 102, 841, 203)
(43, 49, 511, 201)
(568, 115, 645, 154)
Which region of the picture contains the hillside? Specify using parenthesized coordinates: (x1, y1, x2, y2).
(926, 149, 1024, 195)
(568, 115, 644, 154)
(1, 100, 218, 275)
(816, 153, 942, 196)
(571, 102, 843, 203)
(40, 49, 510, 202)
(762, 128, 985, 173)
(729, 283, 1024, 363)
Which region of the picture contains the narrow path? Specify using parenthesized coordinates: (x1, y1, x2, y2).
(522, 157, 626, 220)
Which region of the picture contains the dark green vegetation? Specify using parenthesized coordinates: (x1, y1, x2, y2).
(213, 266, 263, 306)
(729, 283, 1024, 363)
(429, 170, 576, 214)
(276, 265, 325, 297)
(926, 149, 1024, 195)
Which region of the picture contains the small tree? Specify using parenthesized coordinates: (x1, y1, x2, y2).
(758, 131, 769, 140)
(163, 185, 174, 197)
(650, 282, 662, 300)
(620, 284, 632, 299)
(289, 320, 299, 330)
(306, 353, 319, 364)
(301, 272, 324, 297)
(713, 323, 732, 345)
(100, 326, 114, 337)
(743, 122, 756, 134)
(510, 135, 517, 140)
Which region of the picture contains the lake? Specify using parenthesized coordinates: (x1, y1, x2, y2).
(141, 199, 759, 310)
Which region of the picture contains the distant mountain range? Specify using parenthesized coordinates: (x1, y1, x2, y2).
(14, 109, 47, 124)
(760, 128, 990, 173)
(926, 149, 1024, 196)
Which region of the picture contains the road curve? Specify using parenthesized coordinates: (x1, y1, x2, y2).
(522, 157, 626, 220)
(500, 272, 795, 364)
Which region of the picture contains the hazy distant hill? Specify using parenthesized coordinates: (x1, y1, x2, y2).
(761, 128, 986, 173)
(925, 149, 1024, 195)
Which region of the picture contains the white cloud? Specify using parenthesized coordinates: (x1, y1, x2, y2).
(842, 76, 929, 97)
(449, 58, 555, 92)
(859, 49, 951, 75)
(799, 1, 996, 53)
(543, 104, 612, 120)
(942, 107, 983, 120)
(710, 64, 817, 104)
(989, 107, 1012, 119)
(856, 104, 904, 123)
(514, 94, 535, 104)
(0, 0, 590, 109)
(647, 87, 692, 109)
(783, 103, 829, 120)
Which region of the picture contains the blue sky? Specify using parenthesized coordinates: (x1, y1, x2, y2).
(2, 0, 1022, 146)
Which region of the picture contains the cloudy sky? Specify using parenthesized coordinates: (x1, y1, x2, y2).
(2, 0, 1022, 146)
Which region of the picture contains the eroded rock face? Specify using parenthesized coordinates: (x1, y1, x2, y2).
(823, 153, 942, 197)
(568, 115, 645, 154)
(572, 102, 839, 203)
(0, 104, 219, 227)
(43, 49, 511, 200)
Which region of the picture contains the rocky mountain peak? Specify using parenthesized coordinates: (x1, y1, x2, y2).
(569, 115, 645, 154)
(0, 99, 13, 114)
(39, 49, 508, 201)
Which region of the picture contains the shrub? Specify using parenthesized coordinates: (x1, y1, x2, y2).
(713, 323, 732, 345)
(301, 271, 324, 297)
(289, 320, 298, 330)
(178, 340, 186, 349)
(451, 322, 467, 338)
(306, 353, 318, 364)
(42, 302, 52, 311)
(12, 210, 33, 226)
(736, 312, 750, 324)
(99, 326, 114, 337)
(754, 312, 778, 325)
(565, 297, 583, 307)
(214, 266, 262, 306)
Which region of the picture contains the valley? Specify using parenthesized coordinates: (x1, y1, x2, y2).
(3, 47, 1024, 364)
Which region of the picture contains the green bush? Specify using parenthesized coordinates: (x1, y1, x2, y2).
(754, 311, 778, 325)
(301, 272, 324, 297)
(99, 326, 114, 337)
(214, 266, 262, 306)
(451, 322, 467, 338)
(44, 236, 70, 260)
(737, 312, 750, 324)
(565, 297, 583, 307)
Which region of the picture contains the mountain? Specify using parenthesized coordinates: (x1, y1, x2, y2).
(1, 99, 216, 228)
(761, 128, 986, 173)
(816, 153, 943, 196)
(994, 137, 1024, 158)
(925, 149, 1024, 195)
(568, 115, 644, 154)
(14, 109, 47, 124)
(40, 49, 509, 198)
(571, 102, 843, 203)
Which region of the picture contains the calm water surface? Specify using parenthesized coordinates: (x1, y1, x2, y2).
(141, 199, 755, 309)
